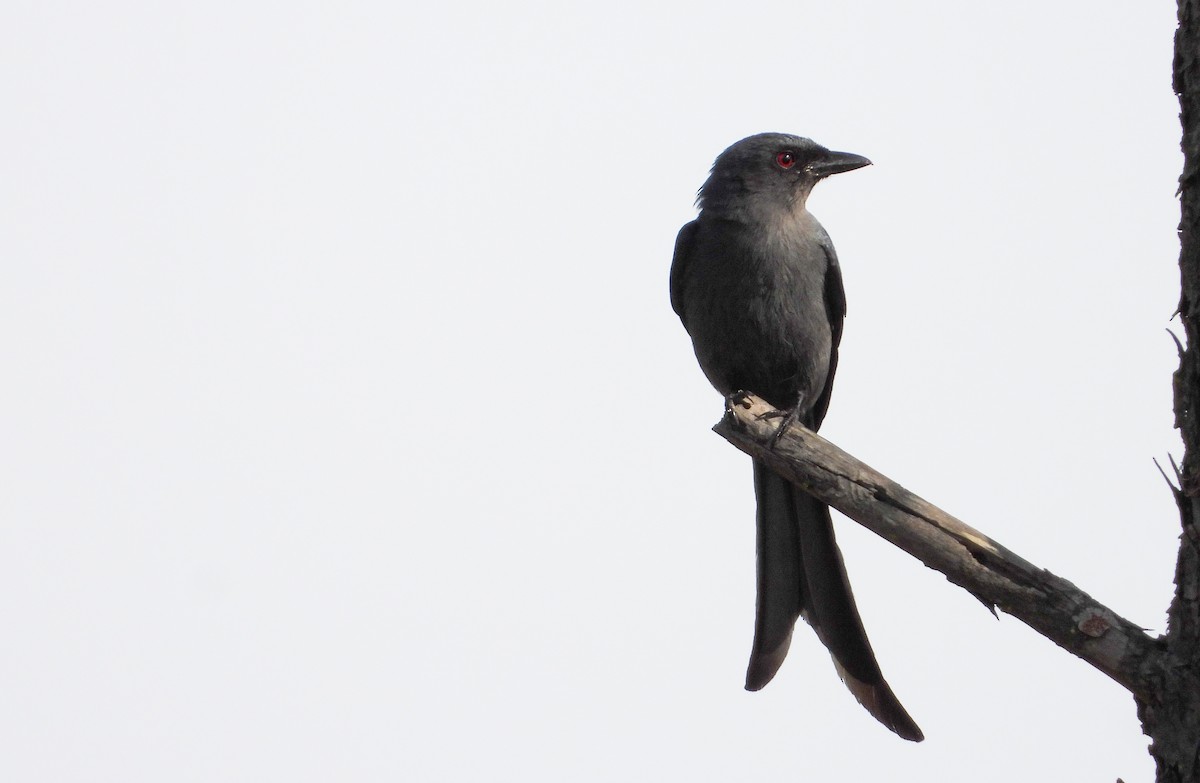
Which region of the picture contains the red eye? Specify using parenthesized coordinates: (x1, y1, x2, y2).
(776, 151, 796, 169)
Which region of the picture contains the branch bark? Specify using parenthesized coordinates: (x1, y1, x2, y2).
(713, 394, 1164, 702)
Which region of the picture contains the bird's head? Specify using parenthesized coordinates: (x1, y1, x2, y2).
(697, 133, 870, 220)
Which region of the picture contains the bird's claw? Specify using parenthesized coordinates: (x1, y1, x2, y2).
(726, 390, 754, 412)
(767, 408, 799, 449)
(764, 393, 805, 450)
(725, 392, 797, 448)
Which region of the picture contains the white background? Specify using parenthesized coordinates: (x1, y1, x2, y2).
(0, 1, 1184, 780)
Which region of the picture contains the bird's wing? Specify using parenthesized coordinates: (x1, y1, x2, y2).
(811, 238, 846, 429)
(669, 219, 699, 322)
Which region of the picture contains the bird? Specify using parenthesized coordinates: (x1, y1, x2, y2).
(670, 132, 923, 742)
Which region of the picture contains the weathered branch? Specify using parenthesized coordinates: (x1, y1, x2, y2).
(713, 393, 1164, 702)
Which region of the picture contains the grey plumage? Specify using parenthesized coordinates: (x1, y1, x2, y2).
(671, 133, 922, 742)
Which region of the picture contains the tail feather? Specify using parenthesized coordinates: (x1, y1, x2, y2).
(746, 461, 804, 690)
(747, 460, 923, 742)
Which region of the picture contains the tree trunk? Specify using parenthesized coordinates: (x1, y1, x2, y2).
(1147, 2, 1200, 780)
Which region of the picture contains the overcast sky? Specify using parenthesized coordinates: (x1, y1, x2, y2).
(0, 2, 1186, 781)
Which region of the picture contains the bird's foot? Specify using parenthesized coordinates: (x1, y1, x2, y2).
(725, 390, 754, 414)
(756, 393, 805, 449)
(765, 407, 800, 449)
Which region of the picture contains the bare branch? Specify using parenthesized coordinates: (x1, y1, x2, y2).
(713, 393, 1162, 701)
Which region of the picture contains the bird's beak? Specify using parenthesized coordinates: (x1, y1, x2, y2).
(805, 150, 872, 178)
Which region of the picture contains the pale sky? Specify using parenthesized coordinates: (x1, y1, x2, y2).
(0, 2, 1185, 780)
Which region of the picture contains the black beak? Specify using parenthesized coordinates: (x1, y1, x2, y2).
(805, 150, 872, 178)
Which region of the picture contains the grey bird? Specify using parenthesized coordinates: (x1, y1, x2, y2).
(670, 133, 923, 742)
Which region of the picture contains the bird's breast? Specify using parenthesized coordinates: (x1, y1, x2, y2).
(682, 218, 834, 411)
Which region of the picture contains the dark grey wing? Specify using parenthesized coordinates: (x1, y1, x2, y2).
(810, 238, 846, 430)
(670, 219, 699, 322)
